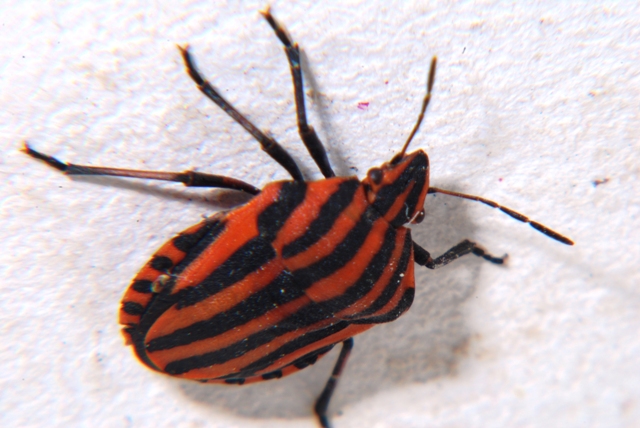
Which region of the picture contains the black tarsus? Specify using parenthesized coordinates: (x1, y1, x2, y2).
(413, 240, 506, 269)
(22, 143, 261, 195)
(261, 7, 335, 178)
(178, 45, 304, 181)
(314, 338, 354, 428)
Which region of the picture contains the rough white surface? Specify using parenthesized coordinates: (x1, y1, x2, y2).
(2, 1, 639, 427)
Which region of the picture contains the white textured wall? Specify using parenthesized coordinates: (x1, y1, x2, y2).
(2, 1, 639, 427)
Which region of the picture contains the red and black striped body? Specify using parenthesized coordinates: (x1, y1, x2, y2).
(119, 150, 429, 384)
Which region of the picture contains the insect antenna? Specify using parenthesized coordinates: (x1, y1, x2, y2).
(392, 56, 438, 164)
(428, 187, 574, 245)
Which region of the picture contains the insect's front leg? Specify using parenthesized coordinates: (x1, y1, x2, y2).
(413, 240, 506, 269)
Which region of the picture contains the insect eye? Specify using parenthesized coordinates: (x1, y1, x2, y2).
(413, 210, 425, 224)
(368, 168, 383, 185)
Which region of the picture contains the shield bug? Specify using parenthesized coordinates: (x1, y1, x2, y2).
(24, 7, 573, 428)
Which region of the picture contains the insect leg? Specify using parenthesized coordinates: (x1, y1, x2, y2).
(23, 143, 260, 195)
(261, 8, 336, 179)
(314, 338, 354, 428)
(413, 240, 506, 269)
(178, 46, 304, 181)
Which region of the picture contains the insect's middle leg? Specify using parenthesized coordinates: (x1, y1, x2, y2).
(262, 8, 335, 179)
(413, 240, 506, 269)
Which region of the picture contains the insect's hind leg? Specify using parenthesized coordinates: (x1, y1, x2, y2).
(413, 240, 506, 269)
(261, 8, 335, 179)
(314, 338, 354, 428)
(23, 143, 260, 195)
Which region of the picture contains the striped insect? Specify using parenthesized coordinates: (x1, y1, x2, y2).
(24, 8, 573, 428)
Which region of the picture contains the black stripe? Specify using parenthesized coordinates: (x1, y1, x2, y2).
(173, 181, 308, 309)
(146, 269, 302, 352)
(150, 256, 173, 271)
(164, 320, 349, 376)
(122, 301, 145, 316)
(261, 370, 283, 380)
(170, 218, 227, 277)
(390, 170, 426, 227)
(350, 287, 415, 324)
(124, 325, 161, 372)
(282, 179, 361, 258)
(235, 323, 349, 377)
(132, 279, 152, 294)
(172, 220, 223, 253)
(128, 291, 186, 372)
(293, 344, 334, 369)
(372, 154, 427, 216)
(221, 344, 333, 380)
(257, 181, 308, 241)
(346, 231, 413, 319)
(175, 238, 276, 309)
